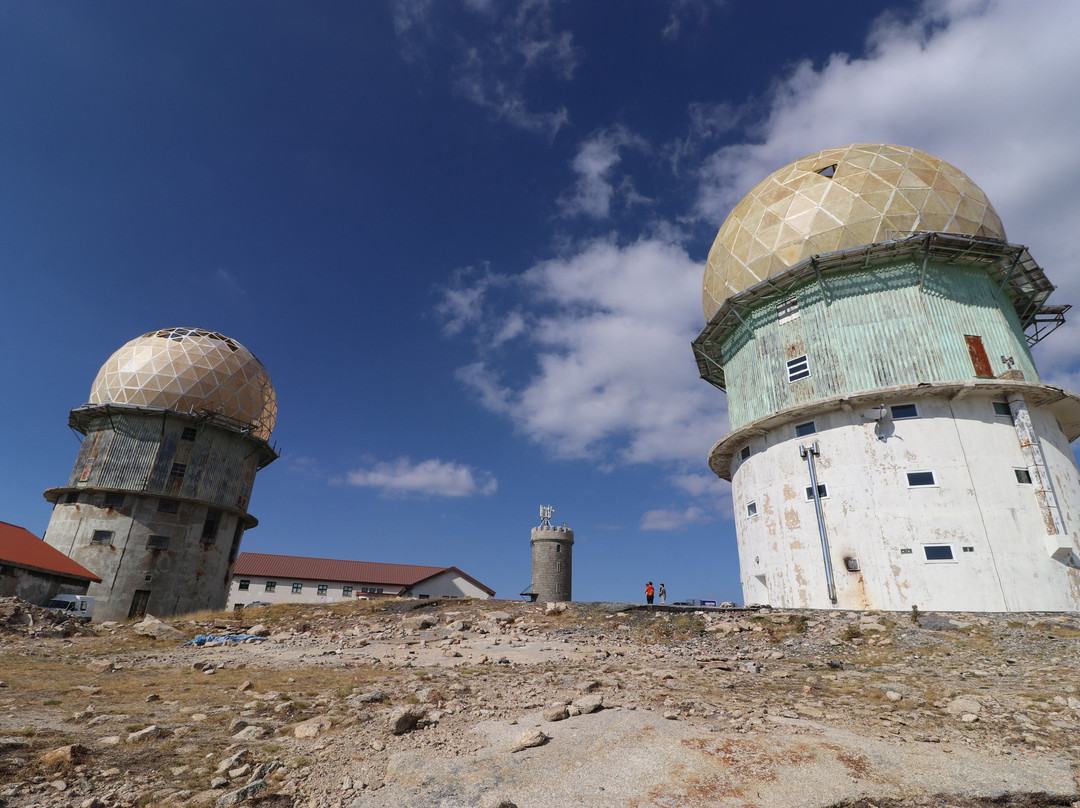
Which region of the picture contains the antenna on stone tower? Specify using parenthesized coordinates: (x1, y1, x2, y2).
(539, 505, 554, 528)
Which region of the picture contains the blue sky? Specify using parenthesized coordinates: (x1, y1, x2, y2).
(4, 1, 1080, 605)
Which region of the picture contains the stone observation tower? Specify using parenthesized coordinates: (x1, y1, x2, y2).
(527, 506, 574, 602)
(692, 143, 1080, 611)
(42, 328, 278, 621)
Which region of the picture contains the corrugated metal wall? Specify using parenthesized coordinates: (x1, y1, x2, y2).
(69, 411, 261, 511)
(723, 259, 1037, 428)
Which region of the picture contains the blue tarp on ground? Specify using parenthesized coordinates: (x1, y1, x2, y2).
(183, 633, 267, 646)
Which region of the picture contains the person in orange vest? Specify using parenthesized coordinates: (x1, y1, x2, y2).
(645, 581, 655, 604)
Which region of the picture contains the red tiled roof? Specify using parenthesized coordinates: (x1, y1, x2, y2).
(0, 521, 102, 582)
(233, 552, 494, 595)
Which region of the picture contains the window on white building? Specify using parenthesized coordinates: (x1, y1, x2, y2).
(291, 583, 302, 594)
(317, 585, 328, 595)
(795, 421, 816, 437)
(1014, 468, 1033, 484)
(804, 484, 827, 500)
(993, 401, 1013, 418)
(265, 581, 276, 592)
(891, 403, 919, 419)
(90, 530, 113, 545)
(238, 579, 250, 591)
(342, 586, 353, 597)
(923, 544, 955, 562)
(147, 535, 169, 550)
(740, 446, 751, 460)
(746, 501, 757, 517)
(787, 355, 810, 382)
(907, 471, 937, 487)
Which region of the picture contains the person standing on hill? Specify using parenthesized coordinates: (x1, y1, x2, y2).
(645, 582, 655, 604)
(658, 583, 666, 605)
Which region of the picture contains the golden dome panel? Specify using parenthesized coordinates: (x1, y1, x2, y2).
(703, 144, 1006, 319)
(88, 328, 276, 441)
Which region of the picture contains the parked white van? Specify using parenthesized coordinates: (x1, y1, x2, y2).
(44, 594, 95, 621)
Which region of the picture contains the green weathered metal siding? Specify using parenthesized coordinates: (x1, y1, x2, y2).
(723, 258, 1038, 428)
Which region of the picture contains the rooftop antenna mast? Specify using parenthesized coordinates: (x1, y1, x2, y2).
(539, 505, 554, 528)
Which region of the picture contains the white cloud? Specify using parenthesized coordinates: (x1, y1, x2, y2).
(442, 237, 729, 465)
(670, 472, 725, 498)
(449, 2, 578, 137)
(640, 505, 709, 531)
(558, 126, 651, 219)
(345, 457, 497, 498)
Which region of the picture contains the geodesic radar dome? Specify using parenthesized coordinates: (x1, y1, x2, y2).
(702, 143, 1007, 319)
(88, 328, 277, 441)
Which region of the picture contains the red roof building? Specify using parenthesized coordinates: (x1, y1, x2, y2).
(230, 552, 494, 606)
(0, 520, 101, 604)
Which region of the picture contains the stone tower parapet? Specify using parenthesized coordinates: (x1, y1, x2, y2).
(530, 510, 573, 602)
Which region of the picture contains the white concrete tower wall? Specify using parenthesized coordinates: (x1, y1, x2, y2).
(723, 387, 1080, 610)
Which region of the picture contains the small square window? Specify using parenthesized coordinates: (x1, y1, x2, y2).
(962, 546, 975, 553)
(805, 484, 828, 500)
(907, 471, 937, 487)
(900, 548, 913, 555)
(795, 421, 816, 437)
(1014, 468, 1032, 484)
(891, 404, 919, 419)
(787, 355, 810, 383)
(376, 588, 383, 594)
(90, 530, 113, 545)
(265, 581, 276, 592)
(993, 401, 1013, 418)
(740, 446, 751, 461)
(147, 534, 169, 550)
(418, 594, 429, 599)
(238, 579, 250, 591)
(317, 585, 328, 596)
(180, 426, 198, 441)
(924, 545, 954, 562)
(291, 583, 303, 594)
(844, 557, 860, 572)
(105, 493, 125, 508)
(342, 586, 353, 597)
(157, 499, 179, 513)
(746, 501, 757, 517)
(776, 297, 800, 324)
(170, 462, 187, 478)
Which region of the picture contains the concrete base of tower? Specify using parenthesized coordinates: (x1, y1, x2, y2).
(712, 380, 1080, 612)
(42, 492, 248, 622)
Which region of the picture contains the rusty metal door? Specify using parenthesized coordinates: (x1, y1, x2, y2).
(965, 335, 993, 377)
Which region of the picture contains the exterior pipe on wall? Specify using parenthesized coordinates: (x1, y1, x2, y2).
(800, 441, 837, 603)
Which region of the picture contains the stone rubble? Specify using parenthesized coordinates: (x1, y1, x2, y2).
(0, 598, 1078, 807)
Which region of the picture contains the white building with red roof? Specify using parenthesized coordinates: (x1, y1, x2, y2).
(0, 520, 101, 606)
(229, 552, 494, 607)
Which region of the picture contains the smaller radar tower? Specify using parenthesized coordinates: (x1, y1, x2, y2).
(528, 505, 574, 602)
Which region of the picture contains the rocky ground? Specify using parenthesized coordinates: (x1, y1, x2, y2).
(0, 596, 1079, 808)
